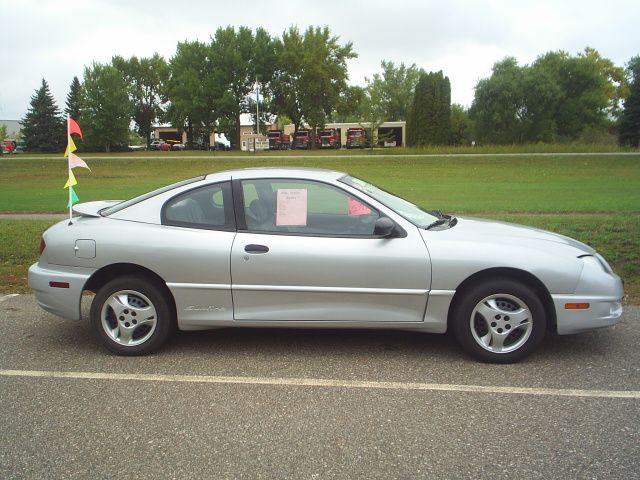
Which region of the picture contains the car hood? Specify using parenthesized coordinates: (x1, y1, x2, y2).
(435, 216, 596, 254)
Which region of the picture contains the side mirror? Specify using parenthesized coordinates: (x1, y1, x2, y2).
(373, 217, 396, 237)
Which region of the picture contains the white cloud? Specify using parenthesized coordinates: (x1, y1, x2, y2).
(1, 0, 638, 119)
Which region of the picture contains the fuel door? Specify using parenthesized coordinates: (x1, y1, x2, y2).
(74, 239, 96, 259)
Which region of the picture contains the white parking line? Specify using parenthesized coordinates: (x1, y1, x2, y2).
(1, 369, 638, 399)
(0, 294, 20, 302)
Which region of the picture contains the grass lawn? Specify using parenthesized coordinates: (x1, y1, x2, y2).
(1, 153, 639, 213)
(1, 151, 639, 302)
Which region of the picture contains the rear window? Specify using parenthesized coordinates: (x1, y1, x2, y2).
(101, 176, 206, 216)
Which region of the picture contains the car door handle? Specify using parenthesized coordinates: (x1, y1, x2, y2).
(244, 244, 269, 254)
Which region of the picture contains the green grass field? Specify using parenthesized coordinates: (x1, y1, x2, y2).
(1, 151, 639, 301)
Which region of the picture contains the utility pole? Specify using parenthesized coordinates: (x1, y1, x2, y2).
(255, 76, 260, 135)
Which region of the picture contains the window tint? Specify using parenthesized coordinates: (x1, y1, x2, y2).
(162, 182, 234, 230)
(241, 179, 380, 236)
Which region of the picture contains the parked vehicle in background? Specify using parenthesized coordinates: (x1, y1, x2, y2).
(128, 145, 147, 152)
(346, 128, 367, 149)
(171, 143, 186, 151)
(150, 139, 172, 151)
(267, 130, 291, 150)
(14, 141, 27, 153)
(319, 128, 341, 149)
(210, 141, 230, 151)
(292, 130, 316, 149)
(2, 140, 17, 154)
(149, 139, 164, 151)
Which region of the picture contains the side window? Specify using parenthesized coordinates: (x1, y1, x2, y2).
(241, 179, 380, 236)
(162, 182, 234, 230)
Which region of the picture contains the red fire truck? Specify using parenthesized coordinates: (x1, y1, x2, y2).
(318, 128, 341, 149)
(292, 130, 316, 149)
(267, 130, 291, 150)
(345, 127, 367, 149)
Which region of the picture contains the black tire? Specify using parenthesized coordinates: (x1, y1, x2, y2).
(451, 279, 546, 363)
(90, 275, 175, 356)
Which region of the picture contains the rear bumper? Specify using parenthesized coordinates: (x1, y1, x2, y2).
(28, 263, 94, 321)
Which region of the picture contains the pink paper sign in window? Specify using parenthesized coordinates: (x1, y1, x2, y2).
(276, 189, 308, 225)
(348, 197, 372, 216)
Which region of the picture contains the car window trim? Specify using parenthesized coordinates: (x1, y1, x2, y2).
(102, 175, 206, 216)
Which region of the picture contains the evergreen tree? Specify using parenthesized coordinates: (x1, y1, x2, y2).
(619, 56, 640, 147)
(64, 76, 82, 121)
(21, 79, 65, 152)
(407, 71, 451, 146)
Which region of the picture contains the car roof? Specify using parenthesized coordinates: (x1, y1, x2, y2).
(205, 167, 347, 182)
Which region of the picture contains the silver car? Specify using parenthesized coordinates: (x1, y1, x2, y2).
(28, 168, 624, 362)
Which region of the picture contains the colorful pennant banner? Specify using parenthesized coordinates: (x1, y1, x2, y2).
(64, 115, 90, 221)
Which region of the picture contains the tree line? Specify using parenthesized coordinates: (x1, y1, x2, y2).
(18, 25, 640, 151)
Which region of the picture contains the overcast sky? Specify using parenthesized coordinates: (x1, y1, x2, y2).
(1, 0, 638, 120)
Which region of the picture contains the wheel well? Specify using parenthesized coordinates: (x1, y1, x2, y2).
(83, 263, 177, 319)
(447, 268, 557, 333)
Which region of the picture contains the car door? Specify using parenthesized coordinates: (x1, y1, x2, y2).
(230, 177, 431, 323)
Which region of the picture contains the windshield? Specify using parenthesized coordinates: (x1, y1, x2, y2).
(339, 175, 438, 228)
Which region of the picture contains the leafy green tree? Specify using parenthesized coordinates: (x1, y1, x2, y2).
(333, 85, 366, 122)
(450, 104, 474, 145)
(470, 58, 527, 143)
(165, 40, 217, 147)
(0, 125, 7, 141)
(366, 61, 424, 121)
(271, 27, 305, 131)
(211, 26, 277, 149)
(471, 49, 627, 144)
(408, 71, 451, 146)
(81, 63, 131, 152)
(113, 54, 168, 147)
(64, 76, 82, 121)
(618, 56, 640, 147)
(271, 26, 355, 141)
(299, 26, 356, 144)
(21, 79, 65, 152)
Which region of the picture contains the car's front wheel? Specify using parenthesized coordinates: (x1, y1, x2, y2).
(452, 279, 546, 363)
(90, 276, 174, 355)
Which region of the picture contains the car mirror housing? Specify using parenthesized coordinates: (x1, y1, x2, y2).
(374, 217, 396, 237)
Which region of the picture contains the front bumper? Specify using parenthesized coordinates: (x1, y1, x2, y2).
(28, 263, 94, 321)
(552, 295, 623, 334)
(553, 267, 624, 334)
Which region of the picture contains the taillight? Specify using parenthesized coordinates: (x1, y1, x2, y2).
(39, 238, 46, 255)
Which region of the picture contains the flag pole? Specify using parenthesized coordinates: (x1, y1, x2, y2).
(67, 114, 73, 225)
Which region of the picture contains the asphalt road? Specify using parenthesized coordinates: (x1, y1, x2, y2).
(1, 294, 638, 479)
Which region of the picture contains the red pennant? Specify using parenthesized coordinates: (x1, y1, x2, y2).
(68, 117, 83, 139)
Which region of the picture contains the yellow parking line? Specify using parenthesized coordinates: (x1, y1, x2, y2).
(1, 369, 638, 399)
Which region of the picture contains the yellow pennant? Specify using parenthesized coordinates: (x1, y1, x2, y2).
(63, 170, 78, 188)
(64, 137, 78, 157)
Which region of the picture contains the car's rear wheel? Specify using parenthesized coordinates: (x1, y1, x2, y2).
(452, 279, 546, 363)
(90, 276, 174, 355)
